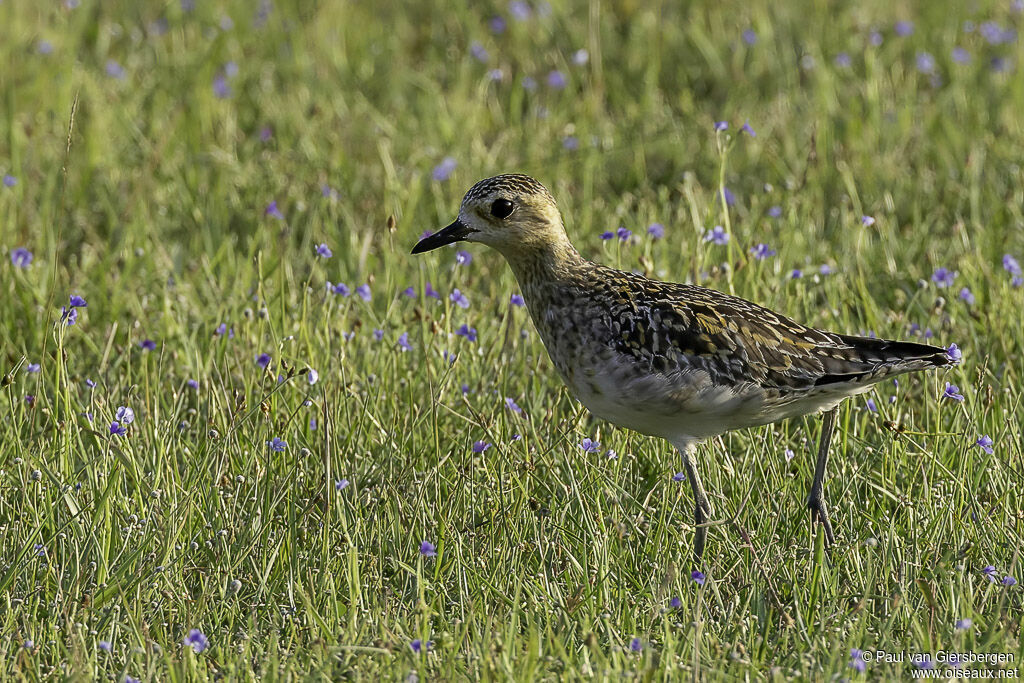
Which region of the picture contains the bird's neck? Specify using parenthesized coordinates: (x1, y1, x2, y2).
(499, 238, 586, 295)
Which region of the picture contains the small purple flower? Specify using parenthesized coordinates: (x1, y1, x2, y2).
(139, 339, 157, 351)
(356, 284, 371, 301)
(834, 52, 852, 68)
(27, 363, 40, 373)
(398, 332, 413, 352)
(265, 201, 284, 220)
(470, 41, 489, 62)
(504, 397, 522, 413)
(849, 649, 867, 673)
(105, 60, 125, 79)
(410, 638, 433, 653)
(510, 294, 525, 307)
(11, 247, 33, 267)
(672, 472, 685, 482)
(86, 378, 96, 388)
(714, 121, 729, 132)
(489, 15, 507, 34)
(335, 479, 349, 491)
(983, 565, 998, 581)
(741, 28, 757, 45)
(267, 437, 286, 452)
(616, 226, 631, 241)
(691, 570, 706, 586)
(599, 230, 614, 240)
(402, 286, 415, 298)
(307, 369, 318, 385)
(955, 618, 972, 630)
(947, 344, 962, 363)
(1003, 254, 1021, 276)
(259, 126, 273, 142)
(255, 353, 271, 369)
(975, 435, 994, 454)
(705, 225, 729, 245)
(109, 421, 127, 437)
(3, 174, 17, 188)
(579, 438, 600, 453)
(895, 20, 914, 37)
(629, 637, 643, 653)
(328, 282, 351, 297)
(432, 157, 457, 182)
(455, 324, 477, 342)
(767, 206, 782, 218)
(186, 379, 199, 390)
(957, 287, 975, 305)
(213, 74, 231, 98)
(861, 215, 875, 227)
(952, 47, 971, 64)
(184, 629, 208, 654)
(866, 398, 877, 413)
(69, 295, 87, 308)
(99, 641, 112, 653)
(784, 448, 795, 462)
(1003, 576, 1017, 586)
(546, 70, 567, 89)
(449, 289, 470, 308)
(914, 656, 934, 670)
(790, 269, 802, 279)
(61, 307, 78, 326)
(750, 243, 776, 260)
(455, 250, 472, 266)
(562, 136, 579, 150)
(669, 597, 682, 608)
(472, 440, 492, 453)
(425, 282, 441, 300)
(509, 0, 531, 21)
(521, 76, 537, 91)
(943, 383, 964, 402)
(740, 121, 756, 137)
(819, 264, 833, 275)
(372, 329, 385, 342)
(315, 243, 332, 258)
(572, 49, 589, 65)
(916, 52, 936, 75)
(115, 406, 135, 425)
(647, 223, 665, 239)
(37, 40, 54, 55)
(931, 267, 957, 288)
(419, 540, 437, 557)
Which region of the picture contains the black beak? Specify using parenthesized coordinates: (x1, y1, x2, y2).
(411, 219, 473, 254)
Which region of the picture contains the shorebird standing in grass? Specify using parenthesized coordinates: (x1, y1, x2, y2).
(412, 174, 956, 564)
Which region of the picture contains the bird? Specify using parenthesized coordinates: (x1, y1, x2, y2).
(412, 173, 956, 564)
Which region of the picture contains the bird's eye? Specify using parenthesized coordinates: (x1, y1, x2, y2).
(490, 198, 515, 219)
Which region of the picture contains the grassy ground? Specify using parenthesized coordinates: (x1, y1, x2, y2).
(2, 0, 1023, 679)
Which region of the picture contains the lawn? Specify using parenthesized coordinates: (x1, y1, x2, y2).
(1, 0, 1022, 679)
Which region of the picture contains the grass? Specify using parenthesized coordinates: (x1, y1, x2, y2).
(2, 0, 1022, 679)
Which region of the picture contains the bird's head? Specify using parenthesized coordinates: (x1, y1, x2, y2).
(411, 174, 567, 257)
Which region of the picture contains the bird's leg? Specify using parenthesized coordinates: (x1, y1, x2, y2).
(807, 407, 838, 547)
(679, 443, 712, 566)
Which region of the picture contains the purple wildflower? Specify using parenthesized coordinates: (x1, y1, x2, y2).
(419, 540, 437, 557)
(61, 307, 78, 325)
(356, 284, 371, 301)
(373, 329, 384, 341)
(432, 157, 457, 182)
(790, 269, 802, 279)
(741, 28, 757, 45)
(647, 223, 665, 238)
(489, 16, 506, 34)
(255, 353, 271, 369)
(213, 74, 231, 98)
(616, 226, 631, 241)
(259, 126, 272, 142)
(139, 339, 157, 351)
(579, 438, 600, 453)
(509, 0, 531, 21)
(750, 243, 776, 260)
(834, 53, 852, 68)
(629, 637, 643, 653)
(455, 324, 477, 342)
(184, 629, 208, 654)
(402, 286, 415, 297)
(69, 295, 87, 308)
(976, 435, 994, 454)
(546, 70, 567, 89)
(849, 649, 867, 673)
(740, 121, 756, 137)
(931, 267, 957, 288)
(186, 379, 199, 390)
(861, 215, 875, 227)
(1004, 254, 1021, 275)
(109, 421, 127, 437)
(335, 479, 349, 491)
(410, 638, 433, 653)
(943, 383, 964, 402)
(784, 448, 795, 462)
(99, 641, 112, 653)
(472, 440, 492, 453)
(505, 397, 522, 413)
(819, 264, 833, 275)
(115, 406, 134, 424)
(767, 206, 782, 218)
(672, 472, 685, 482)
(510, 294, 525, 306)
(455, 250, 472, 266)
(955, 618, 972, 630)
(947, 344, 962, 363)
(1003, 576, 1017, 586)
(691, 570, 706, 586)
(105, 60, 125, 79)
(916, 52, 936, 74)
(958, 287, 975, 305)
(562, 135, 580, 150)
(425, 282, 441, 300)
(449, 289, 470, 308)
(983, 565, 998, 581)
(714, 121, 729, 132)
(267, 437, 286, 452)
(600, 230, 614, 240)
(866, 398, 877, 413)
(398, 333, 413, 351)
(952, 47, 971, 64)
(3, 175, 17, 187)
(521, 76, 537, 91)
(315, 243, 332, 258)
(669, 597, 682, 608)
(705, 225, 729, 245)
(265, 201, 284, 220)
(11, 247, 32, 267)
(895, 20, 914, 37)
(470, 41, 489, 62)
(328, 282, 351, 297)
